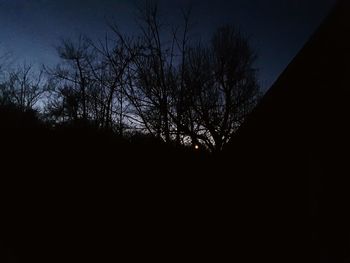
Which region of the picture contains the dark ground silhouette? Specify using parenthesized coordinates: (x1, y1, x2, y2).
(1, 104, 225, 262)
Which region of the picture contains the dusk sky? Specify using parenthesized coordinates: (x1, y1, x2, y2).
(0, 0, 337, 91)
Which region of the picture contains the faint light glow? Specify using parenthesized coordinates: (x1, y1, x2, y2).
(194, 145, 199, 150)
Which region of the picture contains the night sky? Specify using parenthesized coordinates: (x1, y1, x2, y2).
(0, 0, 337, 92)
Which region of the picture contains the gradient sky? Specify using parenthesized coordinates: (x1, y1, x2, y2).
(0, 0, 337, 91)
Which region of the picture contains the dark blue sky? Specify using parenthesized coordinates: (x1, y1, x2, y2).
(0, 0, 337, 91)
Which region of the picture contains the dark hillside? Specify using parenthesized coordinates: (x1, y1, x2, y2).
(1, 104, 226, 262)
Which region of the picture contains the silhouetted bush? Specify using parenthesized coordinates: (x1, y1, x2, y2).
(0, 103, 41, 130)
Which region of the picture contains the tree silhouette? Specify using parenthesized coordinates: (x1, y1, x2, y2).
(0, 63, 45, 111)
(45, 37, 92, 123)
(112, 0, 180, 142)
(106, 2, 260, 151)
(181, 26, 260, 152)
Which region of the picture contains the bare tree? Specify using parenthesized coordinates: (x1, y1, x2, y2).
(45, 35, 133, 134)
(88, 34, 134, 134)
(110, 0, 192, 142)
(46, 37, 106, 127)
(2, 63, 45, 111)
(51, 36, 93, 121)
(105, 2, 259, 152)
(42, 2, 259, 153)
(181, 26, 260, 152)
